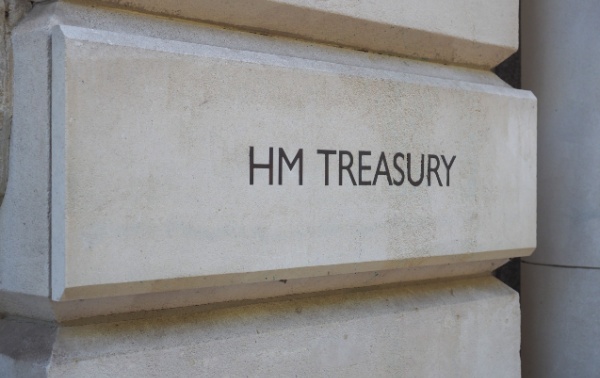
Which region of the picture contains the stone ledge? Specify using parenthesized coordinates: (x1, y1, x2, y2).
(0, 276, 521, 377)
(94, 0, 518, 68)
(2, 259, 505, 321)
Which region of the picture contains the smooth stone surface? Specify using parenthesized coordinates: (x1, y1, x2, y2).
(0, 1, 8, 205)
(0, 276, 521, 377)
(0, 0, 512, 303)
(1, 259, 508, 321)
(0, 0, 31, 205)
(98, 0, 518, 68)
(50, 24, 535, 301)
(0, 15, 51, 297)
(522, 0, 600, 269)
(521, 263, 600, 377)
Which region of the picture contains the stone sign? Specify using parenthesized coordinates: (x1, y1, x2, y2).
(50, 25, 536, 301)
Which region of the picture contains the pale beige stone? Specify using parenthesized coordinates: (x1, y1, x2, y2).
(0, 5, 51, 299)
(0, 2, 527, 377)
(42, 277, 521, 377)
(50, 24, 536, 302)
(98, 0, 519, 68)
(1, 3, 534, 322)
(0, 258, 507, 321)
(0, 277, 520, 377)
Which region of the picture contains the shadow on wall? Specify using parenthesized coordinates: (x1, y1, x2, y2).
(492, 49, 521, 293)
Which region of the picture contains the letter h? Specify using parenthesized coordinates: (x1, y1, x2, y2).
(249, 146, 274, 185)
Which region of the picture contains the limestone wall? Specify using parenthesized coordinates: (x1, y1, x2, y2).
(0, 1, 534, 376)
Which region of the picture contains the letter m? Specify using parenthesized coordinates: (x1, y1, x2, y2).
(279, 148, 303, 185)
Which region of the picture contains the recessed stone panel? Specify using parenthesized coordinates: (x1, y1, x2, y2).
(51, 25, 536, 301)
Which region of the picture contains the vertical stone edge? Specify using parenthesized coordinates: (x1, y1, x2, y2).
(0, 0, 31, 203)
(0, 0, 8, 206)
(1, 3, 53, 305)
(51, 25, 66, 302)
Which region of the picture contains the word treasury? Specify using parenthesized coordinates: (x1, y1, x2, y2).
(249, 147, 456, 187)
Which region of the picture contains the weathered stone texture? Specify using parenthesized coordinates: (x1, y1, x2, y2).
(0, 0, 31, 205)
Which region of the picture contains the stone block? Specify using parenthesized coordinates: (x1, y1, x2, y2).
(0, 0, 33, 207)
(0, 18, 51, 298)
(0, 3, 536, 320)
(50, 24, 536, 302)
(0, 276, 521, 377)
(98, 0, 519, 67)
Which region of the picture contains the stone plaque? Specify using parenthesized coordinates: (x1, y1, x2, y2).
(51, 25, 536, 300)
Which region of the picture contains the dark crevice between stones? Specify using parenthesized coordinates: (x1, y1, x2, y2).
(493, 257, 521, 293)
(492, 46, 522, 293)
(494, 49, 521, 89)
